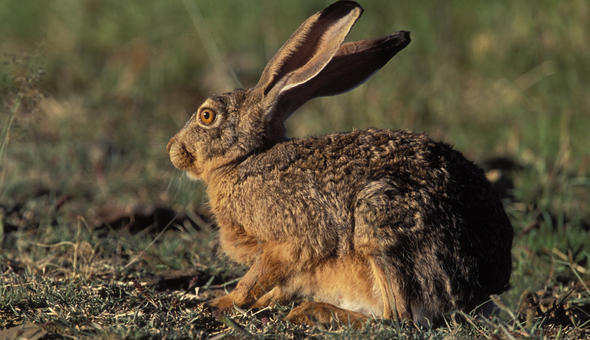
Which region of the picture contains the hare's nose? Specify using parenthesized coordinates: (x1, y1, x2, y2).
(166, 137, 176, 153)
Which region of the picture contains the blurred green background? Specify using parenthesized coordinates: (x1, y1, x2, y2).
(1, 0, 589, 292)
(1, 1, 590, 337)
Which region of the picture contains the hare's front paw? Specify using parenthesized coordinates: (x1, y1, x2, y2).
(205, 294, 239, 312)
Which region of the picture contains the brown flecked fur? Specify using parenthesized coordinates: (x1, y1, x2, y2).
(167, 1, 512, 326)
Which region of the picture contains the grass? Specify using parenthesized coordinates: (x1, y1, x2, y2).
(1, 0, 589, 338)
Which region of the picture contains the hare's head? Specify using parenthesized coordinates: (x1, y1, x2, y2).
(167, 1, 410, 180)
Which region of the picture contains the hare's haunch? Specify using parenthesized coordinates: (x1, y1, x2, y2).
(167, 1, 512, 326)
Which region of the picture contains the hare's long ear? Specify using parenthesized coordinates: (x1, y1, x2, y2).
(255, 1, 362, 119)
(273, 31, 411, 117)
(304, 31, 410, 99)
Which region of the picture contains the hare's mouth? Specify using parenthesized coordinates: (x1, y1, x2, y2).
(185, 169, 202, 180)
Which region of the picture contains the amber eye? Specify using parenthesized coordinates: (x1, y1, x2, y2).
(199, 108, 216, 125)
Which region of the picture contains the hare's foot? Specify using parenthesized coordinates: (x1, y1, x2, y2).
(206, 285, 290, 313)
(206, 293, 240, 312)
(286, 301, 368, 328)
(204, 283, 262, 313)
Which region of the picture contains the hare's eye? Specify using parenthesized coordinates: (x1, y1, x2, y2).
(199, 109, 216, 126)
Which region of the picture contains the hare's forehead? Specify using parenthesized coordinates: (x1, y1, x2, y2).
(198, 90, 248, 114)
(198, 95, 230, 112)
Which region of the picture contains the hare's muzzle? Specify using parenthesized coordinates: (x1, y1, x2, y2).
(166, 137, 194, 170)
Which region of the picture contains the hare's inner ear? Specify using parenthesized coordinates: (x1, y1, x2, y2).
(255, 1, 363, 118)
(275, 31, 411, 117)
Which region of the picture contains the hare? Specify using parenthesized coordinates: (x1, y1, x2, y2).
(167, 1, 512, 326)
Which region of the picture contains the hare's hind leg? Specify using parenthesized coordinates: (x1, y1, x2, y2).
(282, 254, 381, 328)
(286, 301, 368, 328)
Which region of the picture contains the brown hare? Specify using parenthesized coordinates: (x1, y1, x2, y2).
(167, 1, 512, 326)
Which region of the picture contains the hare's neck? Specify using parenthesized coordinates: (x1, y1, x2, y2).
(204, 141, 295, 228)
(204, 167, 242, 217)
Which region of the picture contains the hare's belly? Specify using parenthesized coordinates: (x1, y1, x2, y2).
(290, 254, 383, 317)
